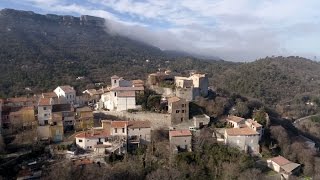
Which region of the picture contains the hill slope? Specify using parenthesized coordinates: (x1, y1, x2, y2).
(215, 56, 320, 106)
(0, 9, 232, 97)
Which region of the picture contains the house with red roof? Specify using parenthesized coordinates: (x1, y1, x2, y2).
(127, 120, 151, 145)
(267, 155, 301, 179)
(224, 127, 260, 154)
(169, 129, 192, 152)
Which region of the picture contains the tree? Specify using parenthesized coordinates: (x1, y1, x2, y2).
(253, 109, 267, 126)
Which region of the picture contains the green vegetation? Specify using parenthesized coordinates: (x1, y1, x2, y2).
(310, 115, 320, 123)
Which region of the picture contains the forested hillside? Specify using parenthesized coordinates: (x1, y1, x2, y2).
(215, 56, 320, 106)
(0, 8, 233, 97)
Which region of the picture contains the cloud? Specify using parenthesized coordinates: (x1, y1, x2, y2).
(2, 0, 320, 61)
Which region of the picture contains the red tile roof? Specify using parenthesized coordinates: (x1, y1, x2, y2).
(226, 115, 245, 123)
(38, 98, 52, 106)
(269, 156, 292, 166)
(117, 91, 136, 97)
(225, 127, 259, 136)
(111, 121, 128, 128)
(75, 130, 110, 139)
(246, 119, 262, 128)
(169, 130, 192, 137)
(128, 121, 151, 128)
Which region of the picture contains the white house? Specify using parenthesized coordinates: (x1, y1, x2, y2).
(37, 98, 53, 125)
(100, 75, 144, 111)
(75, 130, 111, 150)
(54, 85, 76, 105)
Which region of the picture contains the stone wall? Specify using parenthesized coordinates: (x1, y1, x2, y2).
(104, 111, 171, 130)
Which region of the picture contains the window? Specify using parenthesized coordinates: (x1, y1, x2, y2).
(115, 128, 117, 133)
(114, 80, 116, 84)
(44, 120, 48, 125)
(176, 110, 180, 113)
(139, 128, 141, 131)
(122, 128, 125, 133)
(44, 114, 47, 117)
(43, 107, 47, 110)
(182, 104, 185, 108)
(182, 110, 185, 113)
(181, 118, 183, 122)
(78, 139, 83, 142)
(114, 92, 117, 97)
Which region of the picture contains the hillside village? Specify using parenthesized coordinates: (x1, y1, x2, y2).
(0, 69, 318, 179)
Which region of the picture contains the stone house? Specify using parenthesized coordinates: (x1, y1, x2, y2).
(4, 97, 37, 108)
(193, 114, 210, 129)
(169, 130, 192, 152)
(111, 121, 128, 136)
(168, 97, 189, 125)
(267, 156, 301, 179)
(174, 73, 209, 100)
(54, 85, 76, 105)
(226, 115, 245, 128)
(224, 127, 260, 154)
(9, 106, 36, 129)
(52, 104, 75, 130)
(75, 106, 93, 131)
(245, 119, 263, 140)
(127, 121, 151, 145)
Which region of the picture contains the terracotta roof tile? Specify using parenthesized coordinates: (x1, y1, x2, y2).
(225, 127, 259, 136)
(38, 98, 52, 106)
(75, 130, 110, 139)
(226, 115, 245, 123)
(111, 121, 128, 128)
(117, 91, 136, 97)
(246, 119, 262, 128)
(128, 121, 151, 128)
(269, 156, 292, 166)
(169, 130, 192, 137)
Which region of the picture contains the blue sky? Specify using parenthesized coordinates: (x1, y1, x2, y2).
(1, 0, 320, 61)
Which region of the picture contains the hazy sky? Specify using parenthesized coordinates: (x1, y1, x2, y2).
(1, 0, 320, 61)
